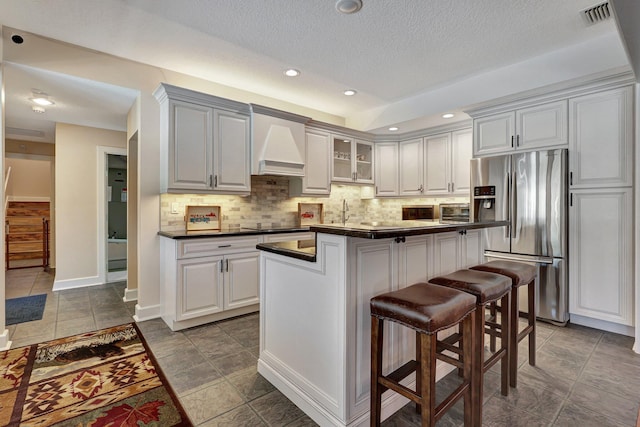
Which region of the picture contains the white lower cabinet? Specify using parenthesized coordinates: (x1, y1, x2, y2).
(161, 235, 260, 331)
(433, 229, 484, 276)
(569, 188, 633, 326)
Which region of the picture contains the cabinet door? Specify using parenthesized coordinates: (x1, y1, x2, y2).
(224, 252, 260, 310)
(473, 112, 515, 156)
(302, 129, 332, 195)
(432, 232, 460, 276)
(176, 256, 223, 321)
(332, 136, 354, 182)
(450, 128, 472, 195)
(399, 138, 424, 196)
(213, 110, 251, 193)
(516, 100, 567, 150)
(424, 133, 451, 195)
(569, 188, 632, 325)
(355, 140, 374, 183)
(169, 100, 213, 191)
(569, 86, 633, 188)
(374, 142, 399, 196)
(460, 229, 484, 269)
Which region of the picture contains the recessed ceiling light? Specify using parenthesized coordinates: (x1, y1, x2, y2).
(30, 97, 54, 106)
(284, 68, 300, 77)
(32, 106, 45, 114)
(388, 127, 399, 131)
(442, 113, 455, 119)
(343, 89, 357, 96)
(335, 0, 363, 14)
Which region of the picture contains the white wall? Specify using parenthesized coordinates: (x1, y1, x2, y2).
(5, 157, 51, 200)
(53, 123, 126, 289)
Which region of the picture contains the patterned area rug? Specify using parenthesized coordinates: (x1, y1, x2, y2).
(0, 323, 192, 426)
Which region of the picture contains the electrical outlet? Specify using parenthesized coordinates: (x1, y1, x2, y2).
(171, 202, 179, 214)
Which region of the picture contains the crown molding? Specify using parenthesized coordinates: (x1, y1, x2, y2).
(153, 83, 251, 114)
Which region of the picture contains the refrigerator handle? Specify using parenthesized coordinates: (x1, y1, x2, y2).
(511, 168, 517, 240)
(505, 171, 510, 239)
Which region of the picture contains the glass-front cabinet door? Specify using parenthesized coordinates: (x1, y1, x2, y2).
(355, 140, 373, 183)
(332, 136, 354, 182)
(332, 135, 374, 184)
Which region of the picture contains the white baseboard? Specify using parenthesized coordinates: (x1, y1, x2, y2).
(0, 329, 11, 351)
(570, 313, 635, 337)
(8, 196, 51, 202)
(123, 288, 138, 302)
(53, 275, 103, 291)
(107, 270, 127, 282)
(133, 303, 161, 322)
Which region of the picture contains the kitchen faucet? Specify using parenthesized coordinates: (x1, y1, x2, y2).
(341, 199, 350, 225)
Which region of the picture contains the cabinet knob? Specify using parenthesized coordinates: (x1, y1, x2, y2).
(395, 236, 406, 243)
(418, 184, 424, 193)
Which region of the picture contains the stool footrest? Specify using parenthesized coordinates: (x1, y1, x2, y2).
(386, 360, 418, 385)
(378, 376, 421, 405)
(517, 325, 534, 342)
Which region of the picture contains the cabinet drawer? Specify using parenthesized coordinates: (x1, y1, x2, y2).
(262, 232, 315, 243)
(178, 236, 261, 259)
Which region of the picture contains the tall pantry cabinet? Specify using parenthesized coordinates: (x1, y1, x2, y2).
(568, 85, 634, 331)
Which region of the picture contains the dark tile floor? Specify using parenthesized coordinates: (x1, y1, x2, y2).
(6, 266, 640, 426)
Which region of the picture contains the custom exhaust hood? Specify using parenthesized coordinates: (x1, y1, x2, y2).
(251, 105, 311, 176)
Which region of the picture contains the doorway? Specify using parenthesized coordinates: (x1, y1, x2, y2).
(97, 146, 127, 284)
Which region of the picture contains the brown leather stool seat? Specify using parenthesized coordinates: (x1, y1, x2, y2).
(429, 269, 511, 425)
(370, 283, 476, 427)
(470, 260, 537, 387)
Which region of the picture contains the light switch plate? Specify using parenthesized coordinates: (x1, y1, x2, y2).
(171, 202, 179, 214)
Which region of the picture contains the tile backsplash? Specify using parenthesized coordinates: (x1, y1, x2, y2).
(160, 175, 469, 231)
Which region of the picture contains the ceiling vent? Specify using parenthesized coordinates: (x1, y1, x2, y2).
(581, 2, 611, 25)
(5, 127, 45, 138)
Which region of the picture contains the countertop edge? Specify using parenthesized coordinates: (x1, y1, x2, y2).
(158, 227, 311, 239)
(257, 241, 317, 263)
(309, 221, 509, 239)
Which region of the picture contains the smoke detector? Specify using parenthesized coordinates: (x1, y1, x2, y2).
(581, 2, 611, 25)
(335, 0, 362, 14)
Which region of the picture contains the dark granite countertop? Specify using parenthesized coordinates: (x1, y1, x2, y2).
(158, 226, 311, 239)
(257, 239, 317, 262)
(309, 220, 509, 239)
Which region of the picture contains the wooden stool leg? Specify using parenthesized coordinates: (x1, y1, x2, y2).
(370, 316, 384, 427)
(472, 306, 484, 427)
(462, 313, 474, 427)
(489, 302, 497, 352)
(509, 286, 519, 388)
(419, 332, 436, 427)
(415, 330, 422, 414)
(528, 279, 536, 366)
(500, 292, 510, 396)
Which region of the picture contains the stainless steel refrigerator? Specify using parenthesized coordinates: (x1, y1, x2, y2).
(470, 149, 568, 325)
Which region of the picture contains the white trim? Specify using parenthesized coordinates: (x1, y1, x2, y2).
(53, 275, 103, 291)
(7, 196, 50, 202)
(0, 330, 11, 351)
(97, 146, 127, 286)
(133, 303, 161, 322)
(107, 270, 127, 282)
(634, 82, 640, 354)
(123, 288, 138, 302)
(5, 153, 53, 161)
(570, 314, 635, 337)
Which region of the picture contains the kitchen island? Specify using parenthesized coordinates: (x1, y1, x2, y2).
(257, 220, 507, 427)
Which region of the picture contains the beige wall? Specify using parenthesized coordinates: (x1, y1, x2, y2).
(54, 123, 126, 287)
(5, 157, 51, 199)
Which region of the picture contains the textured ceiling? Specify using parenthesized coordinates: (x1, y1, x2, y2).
(0, 0, 631, 142)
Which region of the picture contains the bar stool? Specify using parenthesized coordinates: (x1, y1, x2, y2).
(428, 269, 511, 425)
(470, 260, 536, 387)
(370, 282, 476, 427)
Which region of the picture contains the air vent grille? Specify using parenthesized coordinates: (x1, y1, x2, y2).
(5, 127, 45, 138)
(582, 2, 611, 25)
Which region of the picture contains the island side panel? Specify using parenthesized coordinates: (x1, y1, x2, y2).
(259, 233, 348, 425)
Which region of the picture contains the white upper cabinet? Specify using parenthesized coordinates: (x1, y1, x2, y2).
(332, 136, 374, 184)
(155, 83, 251, 194)
(568, 86, 633, 189)
(473, 100, 568, 156)
(424, 128, 472, 196)
(399, 138, 424, 196)
(374, 142, 399, 196)
(290, 128, 332, 196)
